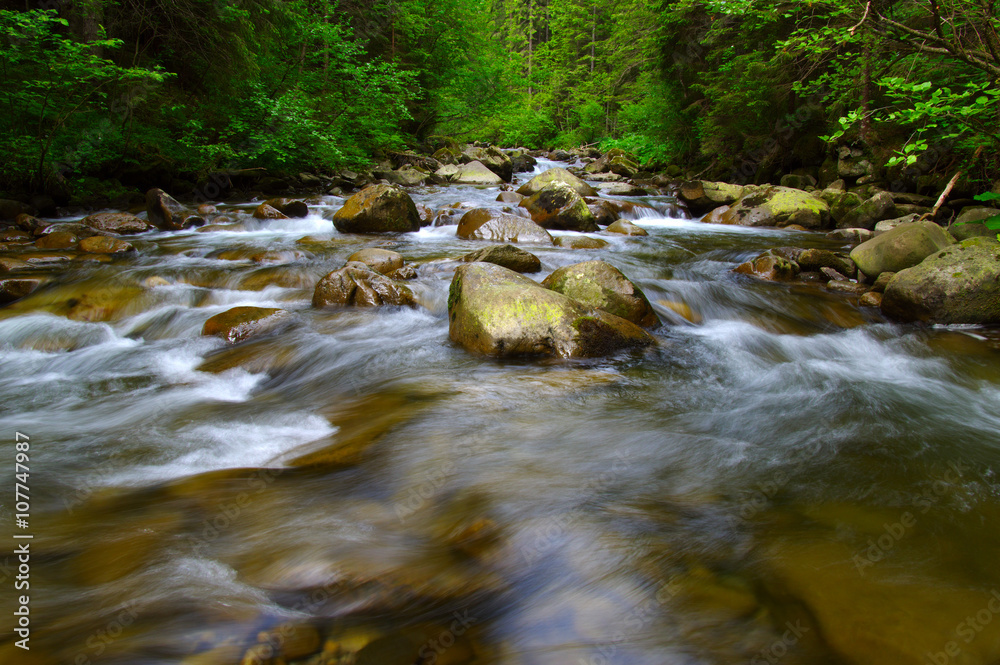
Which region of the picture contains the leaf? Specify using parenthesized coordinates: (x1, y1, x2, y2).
(973, 192, 1000, 202)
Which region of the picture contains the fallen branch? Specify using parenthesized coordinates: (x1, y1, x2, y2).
(919, 145, 984, 221)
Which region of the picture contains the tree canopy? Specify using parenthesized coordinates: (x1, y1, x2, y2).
(1, 0, 997, 196)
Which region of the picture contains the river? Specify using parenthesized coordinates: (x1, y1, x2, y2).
(1, 160, 1000, 665)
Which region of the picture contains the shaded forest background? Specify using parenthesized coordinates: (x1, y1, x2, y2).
(2, 0, 999, 199)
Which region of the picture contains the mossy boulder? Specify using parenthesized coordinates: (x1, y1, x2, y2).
(541, 260, 660, 328)
(202, 306, 290, 344)
(462, 244, 541, 273)
(519, 183, 599, 232)
(947, 206, 1000, 241)
(447, 262, 655, 358)
(456, 209, 553, 244)
(332, 184, 420, 234)
(849, 220, 955, 278)
(733, 253, 800, 281)
(881, 236, 1000, 324)
(837, 191, 897, 230)
(721, 186, 831, 229)
(313, 263, 415, 308)
(677, 181, 746, 215)
(517, 167, 597, 197)
(378, 166, 429, 187)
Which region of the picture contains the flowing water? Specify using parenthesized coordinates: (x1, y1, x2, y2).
(2, 160, 1000, 665)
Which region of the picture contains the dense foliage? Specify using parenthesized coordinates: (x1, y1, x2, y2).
(1, 0, 998, 196)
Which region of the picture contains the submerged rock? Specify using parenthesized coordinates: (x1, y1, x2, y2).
(79, 236, 134, 254)
(202, 306, 290, 344)
(332, 184, 421, 234)
(553, 235, 608, 249)
(447, 262, 655, 358)
(542, 260, 660, 328)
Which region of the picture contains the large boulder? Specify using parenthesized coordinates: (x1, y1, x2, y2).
(377, 166, 428, 187)
(456, 209, 553, 244)
(452, 161, 504, 185)
(0, 278, 44, 304)
(447, 262, 655, 358)
(331, 184, 420, 233)
(462, 146, 513, 182)
(82, 213, 151, 235)
(264, 198, 309, 218)
(836, 191, 897, 230)
(677, 181, 746, 215)
(837, 146, 873, 178)
(252, 203, 288, 220)
(202, 306, 290, 344)
(146, 188, 192, 230)
(721, 186, 831, 229)
(519, 183, 599, 232)
(346, 248, 404, 275)
(541, 260, 660, 328)
(948, 206, 1000, 241)
(584, 150, 640, 179)
(881, 237, 1000, 324)
(462, 244, 541, 273)
(509, 149, 537, 173)
(849, 220, 955, 278)
(313, 263, 415, 307)
(517, 168, 597, 197)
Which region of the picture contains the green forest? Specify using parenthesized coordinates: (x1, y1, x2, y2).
(2, 0, 999, 199)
